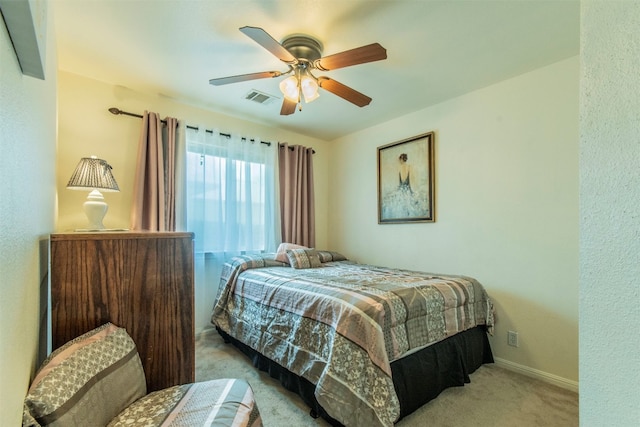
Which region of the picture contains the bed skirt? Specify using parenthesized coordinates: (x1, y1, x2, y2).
(216, 326, 493, 426)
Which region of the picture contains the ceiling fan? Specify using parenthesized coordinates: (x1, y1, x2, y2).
(209, 26, 387, 115)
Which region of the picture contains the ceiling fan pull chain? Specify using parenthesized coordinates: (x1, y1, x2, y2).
(297, 69, 302, 111)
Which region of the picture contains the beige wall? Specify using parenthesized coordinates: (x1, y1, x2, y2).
(328, 57, 579, 387)
(580, 2, 640, 424)
(56, 71, 330, 332)
(57, 71, 330, 239)
(0, 4, 57, 424)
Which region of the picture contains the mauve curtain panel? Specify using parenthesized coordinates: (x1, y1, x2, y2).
(278, 143, 315, 247)
(130, 111, 178, 231)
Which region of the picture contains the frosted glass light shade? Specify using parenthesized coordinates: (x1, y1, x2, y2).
(279, 76, 299, 101)
(301, 76, 319, 103)
(279, 73, 319, 104)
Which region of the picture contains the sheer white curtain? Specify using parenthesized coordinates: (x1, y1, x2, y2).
(185, 127, 279, 330)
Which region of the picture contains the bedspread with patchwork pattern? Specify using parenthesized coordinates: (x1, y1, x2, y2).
(212, 255, 494, 427)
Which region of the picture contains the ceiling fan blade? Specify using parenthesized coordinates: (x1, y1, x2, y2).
(209, 71, 282, 86)
(280, 98, 297, 115)
(240, 26, 297, 64)
(317, 77, 372, 107)
(314, 43, 387, 71)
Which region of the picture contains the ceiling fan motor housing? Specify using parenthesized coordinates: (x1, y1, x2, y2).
(281, 35, 323, 62)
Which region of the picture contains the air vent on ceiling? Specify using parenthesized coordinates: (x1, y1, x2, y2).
(244, 89, 279, 105)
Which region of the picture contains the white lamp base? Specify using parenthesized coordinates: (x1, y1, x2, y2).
(83, 189, 108, 230)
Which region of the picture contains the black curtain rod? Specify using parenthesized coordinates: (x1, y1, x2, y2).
(108, 107, 271, 147)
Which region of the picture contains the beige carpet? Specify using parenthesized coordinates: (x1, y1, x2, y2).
(195, 329, 578, 426)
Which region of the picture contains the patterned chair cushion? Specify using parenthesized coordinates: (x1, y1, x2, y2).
(286, 248, 322, 269)
(23, 323, 146, 427)
(108, 378, 262, 427)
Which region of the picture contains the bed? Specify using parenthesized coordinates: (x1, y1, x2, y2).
(211, 248, 495, 427)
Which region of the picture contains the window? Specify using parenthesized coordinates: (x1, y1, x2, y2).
(185, 128, 277, 255)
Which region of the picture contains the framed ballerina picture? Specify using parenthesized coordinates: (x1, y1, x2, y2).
(377, 132, 435, 223)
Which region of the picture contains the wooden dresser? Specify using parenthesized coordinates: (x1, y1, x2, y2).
(50, 231, 195, 392)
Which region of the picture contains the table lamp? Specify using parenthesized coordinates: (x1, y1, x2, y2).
(66, 156, 120, 230)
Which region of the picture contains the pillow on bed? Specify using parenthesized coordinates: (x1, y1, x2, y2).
(274, 242, 308, 263)
(23, 323, 146, 427)
(316, 250, 348, 263)
(286, 248, 322, 269)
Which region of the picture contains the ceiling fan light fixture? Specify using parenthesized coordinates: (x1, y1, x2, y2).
(279, 67, 319, 104)
(301, 75, 319, 103)
(279, 75, 299, 101)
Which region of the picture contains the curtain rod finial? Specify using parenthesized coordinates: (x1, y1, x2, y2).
(108, 107, 121, 115)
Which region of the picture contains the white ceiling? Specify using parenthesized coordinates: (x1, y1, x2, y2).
(53, 0, 579, 141)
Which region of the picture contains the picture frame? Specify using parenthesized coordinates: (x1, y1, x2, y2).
(377, 132, 435, 223)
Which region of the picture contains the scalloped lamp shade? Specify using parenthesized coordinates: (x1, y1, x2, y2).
(66, 156, 120, 230)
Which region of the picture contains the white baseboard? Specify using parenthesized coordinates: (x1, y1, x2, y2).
(493, 357, 579, 393)
(195, 329, 579, 394)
